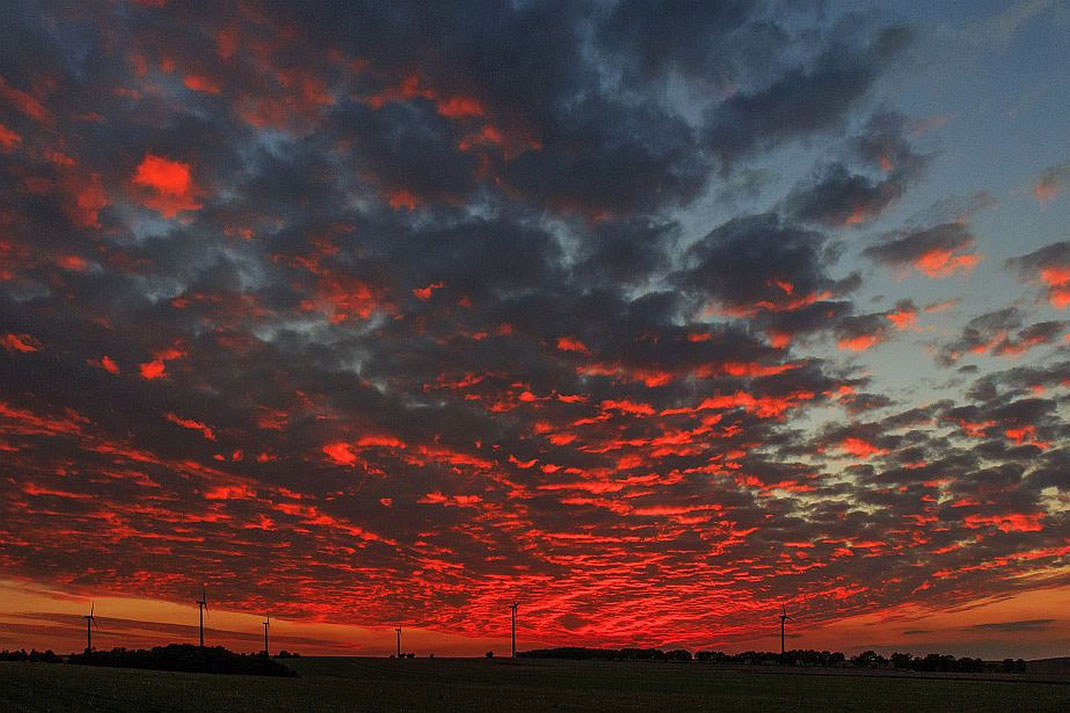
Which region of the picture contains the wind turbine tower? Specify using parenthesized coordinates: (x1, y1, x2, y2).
(195, 584, 209, 648)
(510, 601, 519, 659)
(83, 603, 97, 654)
(263, 615, 270, 656)
(778, 605, 795, 655)
(395, 627, 401, 659)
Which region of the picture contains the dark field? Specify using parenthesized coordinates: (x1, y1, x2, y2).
(2, 657, 1068, 712)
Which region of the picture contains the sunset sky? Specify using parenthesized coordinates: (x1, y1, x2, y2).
(1, 1, 1068, 660)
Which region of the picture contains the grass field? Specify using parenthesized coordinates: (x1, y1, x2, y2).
(2, 657, 1068, 712)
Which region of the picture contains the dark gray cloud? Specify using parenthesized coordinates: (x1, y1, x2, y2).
(966, 619, 1056, 632)
(864, 222, 981, 277)
(704, 24, 914, 163)
(934, 307, 1065, 367)
(786, 112, 931, 227)
(674, 213, 855, 312)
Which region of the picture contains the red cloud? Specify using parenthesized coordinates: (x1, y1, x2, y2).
(1008, 244, 1070, 308)
(717, 361, 799, 378)
(0, 75, 49, 122)
(557, 336, 591, 355)
(58, 255, 89, 272)
(183, 75, 222, 95)
(385, 189, 419, 211)
(65, 173, 108, 229)
(419, 491, 483, 507)
(1039, 266, 1070, 308)
(138, 347, 185, 380)
(0, 123, 21, 152)
(577, 361, 673, 387)
(87, 355, 120, 374)
(837, 334, 881, 351)
(1034, 182, 1059, 205)
(139, 361, 167, 379)
(913, 248, 983, 278)
(1033, 163, 1070, 207)
(132, 154, 202, 217)
(323, 441, 358, 466)
(164, 412, 216, 441)
(413, 282, 444, 301)
(1, 333, 40, 353)
(356, 435, 407, 449)
(436, 95, 485, 119)
(886, 303, 917, 330)
(839, 437, 885, 459)
(964, 513, 1044, 533)
(203, 485, 256, 500)
(600, 398, 656, 417)
(300, 272, 384, 323)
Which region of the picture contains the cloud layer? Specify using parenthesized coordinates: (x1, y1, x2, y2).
(0, 0, 1067, 653)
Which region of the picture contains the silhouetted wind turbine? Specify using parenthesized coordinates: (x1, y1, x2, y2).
(83, 603, 98, 654)
(395, 627, 402, 659)
(509, 600, 519, 659)
(262, 615, 270, 656)
(195, 584, 209, 648)
(778, 605, 795, 654)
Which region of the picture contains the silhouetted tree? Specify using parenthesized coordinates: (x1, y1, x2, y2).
(0, 649, 60, 663)
(28, 649, 61, 663)
(890, 652, 913, 669)
(518, 646, 998, 672)
(67, 644, 294, 676)
(999, 658, 1027, 673)
(851, 650, 887, 668)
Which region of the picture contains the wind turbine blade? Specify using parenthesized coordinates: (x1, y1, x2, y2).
(90, 603, 94, 617)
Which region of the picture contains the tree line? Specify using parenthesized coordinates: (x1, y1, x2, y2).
(0, 649, 63, 663)
(67, 644, 295, 676)
(518, 647, 1029, 672)
(0, 644, 294, 676)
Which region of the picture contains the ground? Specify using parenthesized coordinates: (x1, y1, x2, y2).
(1, 657, 1068, 712)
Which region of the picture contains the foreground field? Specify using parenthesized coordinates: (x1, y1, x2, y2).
(1, 657, 1068, 712)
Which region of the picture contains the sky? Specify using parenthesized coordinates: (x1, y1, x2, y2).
(0, 0, 1068, 660)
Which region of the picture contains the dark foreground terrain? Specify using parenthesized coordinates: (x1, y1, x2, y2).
(1, 656, 1068, 712)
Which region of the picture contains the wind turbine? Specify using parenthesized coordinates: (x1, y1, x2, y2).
(509, 600, 519, 659)
(262, 615, 270, 656)
(778, 605, 795, 655)
(195, 584, 209, 648)
(394, 627, 402, 659)
(83, 603, 98, 655)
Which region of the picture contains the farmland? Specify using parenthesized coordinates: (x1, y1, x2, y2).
(2, 657, 1068, 712)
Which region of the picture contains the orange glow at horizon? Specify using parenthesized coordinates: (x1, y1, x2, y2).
(2, 579, 1068, 659)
